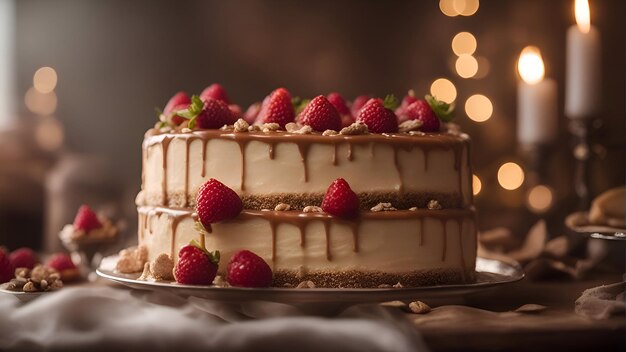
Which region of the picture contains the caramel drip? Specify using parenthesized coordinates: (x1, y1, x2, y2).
(347, 143, 354, 161)
(170, 216, 184, 259)
(350, 222, 359, 252)
(296, 143, 310, 182)
(268, 142, 275, 160)
(419, 218, 425, 246)
(332, 143, 338, 166)
(205, 223, 212, 233)
(147, 214, 153, 234)
(393, 145, 413, 194)
(453, 143, 464, 197)
(369, 143, 375, 158)
(201, 139, 208, 178)
(183, 138, 191, 207)
(238, 141, 248, 191)
(160, 137, 173, 206)
(199, 233, 205, 248)
(138, 212, 146, 242)
(441, 219, 448, 262)
(141, 148, 146, 187)
(298, 223, 306, 247)
(457, 218, 467, 282)
(323, 220, 332, 261)
(270, 220, 277, 263)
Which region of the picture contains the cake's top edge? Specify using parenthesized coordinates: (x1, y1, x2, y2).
(137, 205, 475, 221)
(143, 128, 470, 148)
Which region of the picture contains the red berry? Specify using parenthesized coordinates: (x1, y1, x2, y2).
(227, 250, 272, 288)
(228, 104, 243, 124)
(163, 92, 191, 115)
(169, 103, 190, 126)
(174, 242, 219, 285)
(351, 95, 371, 117)
(196, 179, 243, 227)
(47, 253, 80, 282)
(73, 205, 102, 232)
(405, 100, 440, 132)
(244, 102, 261, 124)
(200, 83, 231, 105)
(196, 98, 232, 129)
(321, 178, 360, 218)
(299, 95, 342, 132)
(9, 247, 37, 269)
(256, 88, 295, 128)
(395, 91, 418, 122)
(0, 249, 15, 283)
(327, 92, 350, 115)
(356, 98, 398, 133)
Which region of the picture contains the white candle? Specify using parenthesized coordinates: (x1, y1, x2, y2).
(517, 46, 558, 146)
(0, 0, 16, 128)
(565, 0, 601, 119)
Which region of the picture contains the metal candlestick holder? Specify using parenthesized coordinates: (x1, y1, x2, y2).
(568, 118, 593, 210)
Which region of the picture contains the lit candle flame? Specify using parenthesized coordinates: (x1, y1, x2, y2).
(575, 0, 591, 33)
(517, 46, 545, 85)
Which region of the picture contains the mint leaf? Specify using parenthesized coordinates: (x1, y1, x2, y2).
(292, 96, 310, 115)
(426, 95, 455, 122)
(177, 95, 205, 119)
(383, 94, 399, 110)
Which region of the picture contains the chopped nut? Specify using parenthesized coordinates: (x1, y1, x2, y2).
(181, 127, 192, 133)
(285, 122, 299, 132)
(408, 130, 425, 136)
(48, 272, 60, 282)
(340, 121, 369, 135)
(371, 203, 396, 212)
(408, 301, 431, 314)
(261, 122, 280, 132)
(150, 253, 175, 281)
(393, 282, 404, 288)
(322, 129, 338, 136)
(427, 200, 442, 210)
(248, 125, 262, 132)
(50, 279, 63, 290)
(23, 281, 37, 292)
(234, 118, 250, 132)
(398, 119, 423, 133)
(212, 275, 230, 288)
(283, 283, 294, 288)
(274, 203, 291, 211)
(296, 280, 316, 289)
(40, 279, 48, 290)
(15, 267, 29, 278)
(293, 125, 313, 134)
(261, 208, 271, 212)
(303, 206, 323, 213)
(220, 124, 234, 131)
(116, 245, 149, 274)
(138, 262, 152, 281)
(408, 207, 418, 211)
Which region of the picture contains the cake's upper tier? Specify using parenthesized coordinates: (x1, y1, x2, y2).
(137, 129, 473, 210)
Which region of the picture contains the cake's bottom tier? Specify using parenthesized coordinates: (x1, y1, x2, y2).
(137, 206, 477, 288)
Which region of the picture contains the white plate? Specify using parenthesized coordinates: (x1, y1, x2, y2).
(96, 256, 524, 304)
(565, 211, 626, 241)
(0, 286, 45, 303)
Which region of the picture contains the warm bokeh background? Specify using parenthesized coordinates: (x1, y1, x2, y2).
(0, 0, 624, 250)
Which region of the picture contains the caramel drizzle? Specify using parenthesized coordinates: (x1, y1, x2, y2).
(441, 219, 448, 262)
(323, 220, 332, 261)
(332, 143, 338, 166)
(183, 138, 191, 207)
(457, 218, 467, 282)
(201, 138, 208, 177)
(296, 143, 310, 182)
(160, 137, 173, 206)
(238, 141, 248, 191)
(170, 216, 184, 258)
(350, 222, 359, 252)
(269, 220, 277, 263)
(347, 143, 354, 161)
(419, 218, 425, 246)
(298, 223, 306, 247)
(268, 142, 275, 160)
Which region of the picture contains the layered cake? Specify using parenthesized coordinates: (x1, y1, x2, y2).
(135, 86, 477, 288)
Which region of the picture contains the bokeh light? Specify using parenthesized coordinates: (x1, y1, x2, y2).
(472, 174, 482, 195)
(430, 78, 457, 104)
(527, 185, 554, 213)
(518, 46, 545, 85)
(25, 87, 57, 115)
(33, 67, 58, 94)
(439, 0, 459, 17)
(497, 162, 525, 190)
(452, 32, 477, 56)
(465, 94, 493, 122)
(455, 54, 478, 78)
(453, 0, 479, 16)
(35, 116, 64, 151)
(474, 56, 490, 79)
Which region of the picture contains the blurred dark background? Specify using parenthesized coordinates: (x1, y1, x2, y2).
(0, 0, 624, 250)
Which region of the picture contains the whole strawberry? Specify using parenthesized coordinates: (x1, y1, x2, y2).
(47, 253, 80, 282)
(196, 179, 243, 228)
(327, 92, 354, 127)
(200, 83, 231, 105)
(9, 247, 38, 269)
(174, 240, 220, 285)
(73, 205, 103, 233)
(350, 95, 371, 117)
(163, 92, 191, 126)
(321, 178, 360, 218)
(299, 95, 342, 132)
(395, 90, 418, 122)
(356, 96, 399, 133)
(244, 102, 261, 124)
(404, 99, 440, 132)
(256, 88, 295, 128)
(0, 248, 14, 283)
(227, 250, 273, 288)
(228, 104, 243, 124)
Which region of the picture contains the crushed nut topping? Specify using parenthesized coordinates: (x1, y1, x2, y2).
(303, 206, 323, 213)
(248, 125, 262, 132)
(296, 280, 316, 289)
(181, 127, 192, 133)
(427, 200, 442, 210)
(340, 121, 369, 135)
(261, 122, 280, 132)
(371, 203, 397, 212)
(220, 124, 234, 131)
(408, 130, 426, 136)
(322, 129, 338, 136)
(398, 119, 423, 133)
(213, 275, 230, 288)
(138, 262, 151, 281)
(293, 125, 312, 134)
(408, 207, 418, 211)
(116, 245, 148, 274)
(393, 282, 404, 288)
(274, 203, 291, 211)
(285, 122, 299, 132)
(408, 301, 431, 314)
(5, 265, 64, 293)
(234, 118, 249, 132)
(150, 253, 174, 280)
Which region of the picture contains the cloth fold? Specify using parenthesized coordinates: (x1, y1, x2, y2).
(575, 280, 626, 320)
(0, 286, 428, 352)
